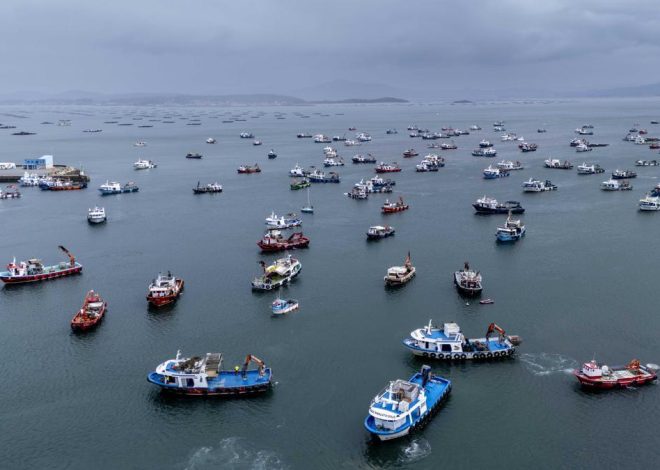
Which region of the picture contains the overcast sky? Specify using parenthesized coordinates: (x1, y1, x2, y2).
(2, 0, 659, 99)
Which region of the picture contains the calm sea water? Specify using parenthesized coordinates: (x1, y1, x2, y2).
(1, 99, 660, 469)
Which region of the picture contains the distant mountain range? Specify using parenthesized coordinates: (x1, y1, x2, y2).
(583, 82, 660, 98)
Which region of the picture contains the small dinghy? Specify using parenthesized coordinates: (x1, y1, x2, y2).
(479, 299, 494, 305)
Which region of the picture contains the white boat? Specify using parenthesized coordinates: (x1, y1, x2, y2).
(133, 141, 147, 147)
(483, 165, 508, 179)
(522, 178, 557, 192)
(344, 139, 360, 146)
(265, 211, 302, 229)
(206, 137, 216, 144)
(323, 156, 344, 167)
(251, 255, 302, 290)
(544, 159, 573, 169)
(134, 159, 157, 170)
(601, 179, 632, 191)
(18, 172, 43, 186)
(271, 297, 299, 315)
(575, 143, 592, 152)
(0, 162, 16, 170)
(289, 164, 306, 177)
(577, 163, 604, 175)
(496, 160, 523, 171)
(314, 134, 331, 143)
(639, 195, 660, 211)
(87, 207, 106, 224)
(384, 253, 416, 287)
(356, 132, 372, 142)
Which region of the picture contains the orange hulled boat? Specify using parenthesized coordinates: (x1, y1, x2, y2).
(71, 290, 107, 331)
(146, 272, 184, 307)
(382, 196, 409, 214)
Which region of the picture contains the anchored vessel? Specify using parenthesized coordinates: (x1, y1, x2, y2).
(364, 365, 451, 441)
(251, 255, 301, 290)
(147, 352, 272, 396)
(577, 163, 604, 174)
(237, 164, 261, 174)
(193, 182, 223, 194)
(134, 159, 157, 169)
(265, 211, 302, 229)
(454, 262, 482, 295)
(496, 212, 525, 242)
(544, 159, 573, 169)
(522, 178, 557, 192)
(384, 252, 415, 286)
(271, 297, 299, 315)
(0, 246, 82, 284)
(146, 272, 184, 307)
(87, 206, 107, 224)
(473, 196, 524, 214)
(257, 230, 310, 252)
(98, 181, 139, 195)
(403, 321, 521, 360)
(574, 359, 657, 389)
(382, 197, 409, 214)
(71, 290, 107, 331)
(367, 225, 395, 240)
(639, 195, 660, 211)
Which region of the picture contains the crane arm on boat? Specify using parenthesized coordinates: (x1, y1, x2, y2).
(486, 323, 506, 340)
(242, 354, 266, 376)
(58, 245, 76, 267)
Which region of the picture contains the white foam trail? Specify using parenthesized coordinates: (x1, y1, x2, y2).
(397, 438, 432, 465)
(519, 353, 578, 376)
(646, 363, 659, 370)
(185, 437, 286, 470)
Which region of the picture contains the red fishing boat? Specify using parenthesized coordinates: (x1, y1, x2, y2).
(257, 230, 310, 252)
(45, 179, 87, 191)
(0, 246, 83, 284)
(574, 359, 657, 389)
(146, 272, 184, 307)
(382, 197, 409, 214)
(375, 162, 402, 173)
(71, 290, 107, 331)
(237, 164, 261, 174)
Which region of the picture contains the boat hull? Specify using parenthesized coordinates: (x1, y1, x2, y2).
(147, 370, 272, 396)
(0, 264, 83, 284)
(574, 367, 657, 389)
(453, 272, 482, 296)
(147, 279, 184, 307)
(403, 340, 516, 360)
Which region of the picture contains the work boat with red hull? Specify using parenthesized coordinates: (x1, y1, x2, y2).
(382, 197, 409, 214)
(146, 272, 184, 307)
(0, 246, 82, 284)
(71, 290, 107, 331)
(574, 359, 657, 389)
(257, 230, 310, 252)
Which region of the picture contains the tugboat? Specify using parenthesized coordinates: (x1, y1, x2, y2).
(611, 169, 637, 179)
(403, 321, 521, 360)
(134, 159, 157, 169)
(544, 159, 573, 169)
(375, 162, 402, 173)
(290, 178, 311, 190)
(271, 297, 299, 315)
(483, 165, 509, 179)
(87, 207, 107, 224)
(251, 255, 301, 290)
(496, 212, 526, 242)
(472, 196, 525, 214)
(364, 365, 451, 441)
(440, 141, 458, 150)
(257, 230, 310, 252)
(185, 153, 203, 159)
(0, 246, 83, 284)
(237, 164, 261, 174)
(193, 182, 223, 194)
(352, 154, 377, 164)
(384, 252, 416, 287)
(367, 225, 395, 240)
(70, 290, 107, 331)
(146, 272, 184, 307)
(382, 197, 409, 214)
(147, 352, 272, 396)
(574, 359, 657, 389)
(522, 178, 557, 192)
(454, 262, 482, 296)
(576, 163, 604, 174)
(265, 211, 302, 229)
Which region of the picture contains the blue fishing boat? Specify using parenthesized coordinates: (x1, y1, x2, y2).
(364, 366, 451, 441)
(483, 165, 509, 179)
(147, 351, 272, 396)
(496, 212, 526, 242)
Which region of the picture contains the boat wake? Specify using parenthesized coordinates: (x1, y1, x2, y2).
(646, 363, 660, 370)
(185, 437, 286, 470)
(396, 438, 432, 465)
(519, 353, 578, 376)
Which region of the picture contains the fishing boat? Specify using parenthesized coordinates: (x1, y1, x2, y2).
(472, 148, 497, 157)
(611, 169, 637, 179)
(472, 196, 524, 214)
(575, 143, 592, 152)
(519, 142, 538, 152)
(98, 181, 139, 195)
(384, 252, 415, 286)
(257, 230, 310, 252)
(574, 359, 657, 389)
(497, 160, 523, 171)
(308, 169, 339, 183)
(483, 165, 509, 179)
(367, 225, 395, 240)
(345, 186, 368, 199)
(323, 156, 344, 167)
(290, 178, 310, 190)
(147, 352, 272, 396)
(639, 195, 660, 211)
(382, 197, 409, 214)
(0, 246, 82, 284)
(193, 182, 223, 194)
(0, 185, 21, 199)
(496, 212, 525, 242)
(301, 187, 314, 213)
(237, 164, 261, 174)
(45, 179, 87, 191)
(265, 211, 302, 229)
(352, 154, 377, 164)
(544, 159, 573, 169)
(134, 159, 157, 169)
(146, 272, 184, 307)
(18, 172, 44, 187)
(70, 290, 107, 331)
(271, 298, 299, 315)
(251, 255, 301, 290)
(635, 160, 659, 166)
(402, 149, 419, 158)
(87, 206, 107, 224)
(522, 178, 557, 192)
(289, 164, 307, 177)
(375, 162, 401, 173)
(185, 153, 203, 159)
(206, 137, 216, 144)
(601, 179, 632, 191)
(454, 262, 482, 296)
(479, 139, 493, 148)
(403, 321, 521, 360)
(440, 141, 457, 150)
(415, 161, 438, 172)
(576, 163, 604, 174)
(364, 365, 451, 441)
(314, 134, 331, 143)
(267, 149, 277, 159)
